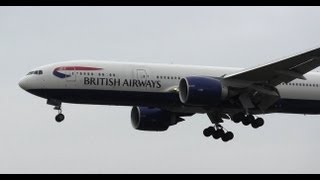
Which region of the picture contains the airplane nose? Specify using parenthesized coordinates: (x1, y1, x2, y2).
(19, 77, 28, 90)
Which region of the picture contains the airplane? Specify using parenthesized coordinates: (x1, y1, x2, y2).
(19, 47, 320, 142)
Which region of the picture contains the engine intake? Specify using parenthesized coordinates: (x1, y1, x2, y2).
(131, 106, 184, 131)
(179, 76, 228, 106)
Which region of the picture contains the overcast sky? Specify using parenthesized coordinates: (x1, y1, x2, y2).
(1, 6, 320, 174)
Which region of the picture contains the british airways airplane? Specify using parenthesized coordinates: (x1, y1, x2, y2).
(19, 47, 320, 142)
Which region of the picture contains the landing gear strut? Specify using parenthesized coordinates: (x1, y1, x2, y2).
(203, 113, 234, 142)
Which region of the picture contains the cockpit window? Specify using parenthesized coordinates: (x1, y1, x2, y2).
(26, 70, 43, 75)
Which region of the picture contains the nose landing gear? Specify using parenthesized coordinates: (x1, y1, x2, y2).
(54, 106, 65, 123)
(47, 99, 65, 123)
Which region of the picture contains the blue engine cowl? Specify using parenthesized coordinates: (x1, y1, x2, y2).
(179, 76, 228, 106)
(131, 106, 184, 131)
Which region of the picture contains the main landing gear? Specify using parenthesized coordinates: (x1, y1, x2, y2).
(203, 112, 265, 142)
(203, 125, 234, 142)
(203, 113, 234, 142)
(231, 112, 264, 129)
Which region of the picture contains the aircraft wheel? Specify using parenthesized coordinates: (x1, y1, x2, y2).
(55, 113, 65, 123)
(212, 129, 220, 139)
(222, 131, 234, 142)
(203, 127, 214, 137)
(221, 132, 229, 142)
(251, 121, 260, 129)
(242, 118, 251, 126)
(251, 117, 264, 128)
(256, 117, 264, 127)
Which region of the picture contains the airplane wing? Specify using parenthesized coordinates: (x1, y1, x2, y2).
(223, 47, 320, 111)
(224, 47, 320, 86)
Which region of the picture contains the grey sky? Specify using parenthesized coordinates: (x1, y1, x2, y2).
(1, 6, 320, 173)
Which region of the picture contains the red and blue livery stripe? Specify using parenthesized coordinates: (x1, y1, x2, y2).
(53, 66, 103, 78)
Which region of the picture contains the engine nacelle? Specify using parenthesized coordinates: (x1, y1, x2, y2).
(179, 76, 228, 106)
(131, 106, 184, 131)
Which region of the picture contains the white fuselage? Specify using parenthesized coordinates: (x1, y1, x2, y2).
(19, 60, 320, 114)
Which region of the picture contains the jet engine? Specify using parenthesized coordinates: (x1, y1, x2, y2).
(131, 106, 184, 131)
(179, 76, 228, 106)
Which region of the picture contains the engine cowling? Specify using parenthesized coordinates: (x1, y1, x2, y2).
(179, 76, 228, 106)
(131, 106, 184, 131)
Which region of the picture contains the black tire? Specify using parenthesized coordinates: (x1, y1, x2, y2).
(242, 118, 251, 126)
(222, 131, 234, 142)
(212, 130, 220, 139)
(55, 114, 65, 123)
(225, 131, 234, 141)
(251, 121, 260, 129)
(256, 118, 264, 127)
(203, 127, 214, 137)
(221, 135, 228, 142)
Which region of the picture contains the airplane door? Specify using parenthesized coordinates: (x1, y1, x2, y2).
(136, 69, 148, 80)
(136, 69, 148, 90)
